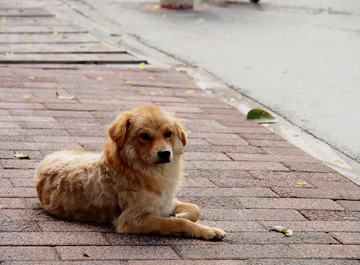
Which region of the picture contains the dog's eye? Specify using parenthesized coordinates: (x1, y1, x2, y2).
(140, 133, 150, 140)
(165, 131, 172, 138)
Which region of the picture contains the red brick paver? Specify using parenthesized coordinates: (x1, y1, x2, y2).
(0, 0, 359, 263)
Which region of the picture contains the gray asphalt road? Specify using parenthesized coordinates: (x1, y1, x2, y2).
(69, 0, 360, 163)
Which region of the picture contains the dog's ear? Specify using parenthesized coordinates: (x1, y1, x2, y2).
(175, 120, 187, 146)
(107, 112, 132, 147)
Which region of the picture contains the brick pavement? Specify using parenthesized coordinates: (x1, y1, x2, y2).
(0, 0, 359, 264)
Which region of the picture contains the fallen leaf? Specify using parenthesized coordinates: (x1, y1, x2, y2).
(185, 90, 194, 94)
(23, 95, 30, 99)
(150, 92, 157, 95)
(100, 40, 106, 44)
(202, 3, 208, 7)
(53, 31, 58, 35)
(125, 81, 131, 84)
(297, 181, 307, 185)
(11, 45, 16, 49)
(196, 18, 205, 23)
(66, 15, 71, 20)
(247, 109, 276, 124)
(149, 76, 155, 80)
(335, 159, 341, 161)
(5, 52, 14, 55)
(82, 252, 90, 258)
(115, 3, 122, 7)
(27, 42, 32, 46)
(271, 226, 293, 236)
(162, 14, 167, 19)
(97, 77, 104, 81)
(139, 62, 145, 70)
(110, 33, 121, 37)
(28, 76, 35, 80)
(1, 18, 7, 23)
(56, 91, 77, 100)
(13, 151, 30, 159)
(154, 4, 161, 9)
(186, 130, 192, 133)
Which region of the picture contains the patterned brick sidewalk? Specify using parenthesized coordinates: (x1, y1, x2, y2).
(0, 0, 360, 264)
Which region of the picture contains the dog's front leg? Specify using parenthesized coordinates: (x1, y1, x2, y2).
(114, 211, 226, 241)
(172, 199, 200, 222)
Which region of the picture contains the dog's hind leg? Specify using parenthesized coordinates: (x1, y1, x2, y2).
(172, 200, 200, 222)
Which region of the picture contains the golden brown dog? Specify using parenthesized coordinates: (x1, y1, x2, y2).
(34, 105, 226, 240)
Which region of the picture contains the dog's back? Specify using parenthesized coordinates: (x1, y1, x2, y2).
(34, 150, 121, 222)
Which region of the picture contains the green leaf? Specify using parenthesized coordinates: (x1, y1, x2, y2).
(13, 151, 30, 159)
(247, 109, 276, 123)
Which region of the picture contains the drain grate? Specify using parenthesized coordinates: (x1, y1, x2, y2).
(0, 7, 146, 65)
(0, 8, 54, 17)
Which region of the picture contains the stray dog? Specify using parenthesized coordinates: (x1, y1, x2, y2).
(34, 105, 226, 240)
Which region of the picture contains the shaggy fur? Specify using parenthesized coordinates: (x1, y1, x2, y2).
(34, 105, 226, 240)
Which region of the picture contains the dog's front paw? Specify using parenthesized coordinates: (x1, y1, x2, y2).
(198, 227, 226, 241)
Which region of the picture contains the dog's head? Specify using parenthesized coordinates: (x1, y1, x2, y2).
(107, 105, 186, 166)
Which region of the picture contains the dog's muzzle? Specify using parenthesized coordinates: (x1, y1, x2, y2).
(156, 149, 172, 164)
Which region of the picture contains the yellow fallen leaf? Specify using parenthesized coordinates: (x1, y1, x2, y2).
(11, 45, 16, 49)
(125, 81, 131, 84)
(13, 151, 30, 159)
(158, 91, 163, 94)
(100, 40, 106, 44)
(23, 95, 30, 99)
(116, 3, 122, 7)
(139, 62, 145, 70)
(1, 18, 7, 22)
(27, 42, 32, 46)
(271, 226, 293, 236)
(335, 159, 341, 161)
(297, 181, 307, 185)
(28, 76, 35, 80)
(196, 18, 204, 23)
(66, 14, 71, 20)
(186, 130, 192, 133)
(203, 3, 208, 7)
(185, 90, 194, 94)
(56, 91, 77, 100)
(53, 31, 58, 35)
(97, 77, 104, 81)
(5, 52, 14, 55)
(162, 14, 167, 19)
(149, 76, 155, 80)
(154, 5, 161, 9)
(110, 33, 121, 37)
(150, 92, 157, 95)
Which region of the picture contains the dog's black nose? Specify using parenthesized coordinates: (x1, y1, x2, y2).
(158, 149, 171, 161)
